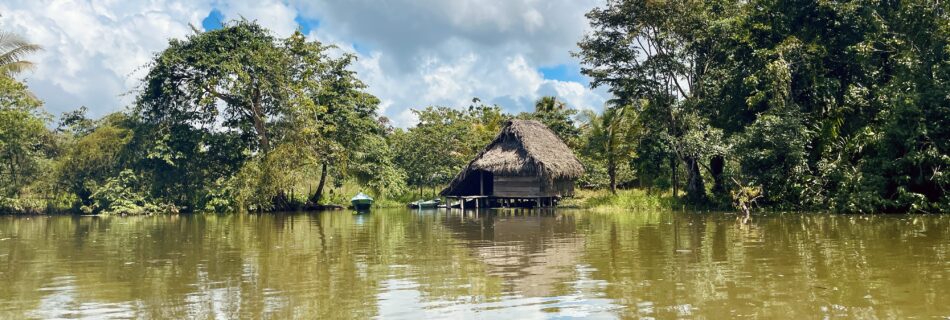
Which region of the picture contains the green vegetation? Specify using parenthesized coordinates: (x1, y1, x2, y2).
(561, 189, 677, 212)
(576, 0, 949, 213)
(0, 66, 52, 213)
(1, 0, 948, 215)
(0, 31, 42, 76)
(391, 103, 506, 194)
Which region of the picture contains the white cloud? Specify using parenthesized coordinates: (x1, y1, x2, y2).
(522, 9, 545, 33)
(294, 0, 611, 126)
(0, 0, 211, 117)
(1, 0, 611, 127)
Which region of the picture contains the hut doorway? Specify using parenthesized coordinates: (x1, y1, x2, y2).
(477, 170, 494, 196)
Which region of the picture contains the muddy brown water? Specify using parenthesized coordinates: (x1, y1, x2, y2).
(0, 209, 947, 319)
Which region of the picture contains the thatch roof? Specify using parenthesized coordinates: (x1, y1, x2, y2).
(442, 119, 584, 196)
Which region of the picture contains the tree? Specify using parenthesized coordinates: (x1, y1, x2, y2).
(578, 101, 640, 193)
(392, 105, 507, 197)
(348, 133, 406, 199)
(281, 31, 385, 204)
(577, 0, 730, 203)
(578, 0, 950, 212)
(518, 96, 580, 148)
(129, 20, 391, 211)
(57, 106, 95, 137)
(0, 31, 42, 76)
(56, 113, 134, 207)
(535, 96, 566, 113)
(0, 75, 48, 197)
(137, 20, 290, 155)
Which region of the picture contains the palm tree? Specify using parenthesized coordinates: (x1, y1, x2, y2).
(534, 96, 566, 113)
(0, 31, 42, 76)
(601, 101, 638, 193)
(578, 101, 641, 193)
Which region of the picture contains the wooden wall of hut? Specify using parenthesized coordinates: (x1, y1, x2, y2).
(491, 175, 575, 198)
(493, 175, 543, 197)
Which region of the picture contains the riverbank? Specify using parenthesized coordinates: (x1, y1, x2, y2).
(559, 189, 679, 211)
(0, 187, 710, 215)
(375, 188, 681, 211)
(0, 185, 911, 215)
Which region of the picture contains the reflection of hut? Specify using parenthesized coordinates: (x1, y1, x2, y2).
(441, 120, 584, 208)
(443, 213, 584, 298)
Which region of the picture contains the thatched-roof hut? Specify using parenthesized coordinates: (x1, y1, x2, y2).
(441, 119, 584, 207)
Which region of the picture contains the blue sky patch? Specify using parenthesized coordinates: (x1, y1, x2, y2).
(294, 15, 320, 34)
(352, 42, 372, 55)
(201, 9, 224, 31)
(538, 64, 586, 83)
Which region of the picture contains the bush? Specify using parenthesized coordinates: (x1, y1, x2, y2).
(89, 170, 166, 215)
(0, 196, 25, 214)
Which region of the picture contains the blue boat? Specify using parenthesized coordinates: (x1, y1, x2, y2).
(350, 192, 374, 211)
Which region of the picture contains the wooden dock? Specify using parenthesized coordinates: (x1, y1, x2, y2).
(446, 195, 560, 209)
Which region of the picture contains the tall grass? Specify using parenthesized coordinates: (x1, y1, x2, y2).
(562, 188, 678, 212)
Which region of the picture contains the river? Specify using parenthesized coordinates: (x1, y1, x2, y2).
(0, 209, 947, 319)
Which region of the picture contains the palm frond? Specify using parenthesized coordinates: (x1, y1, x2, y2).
(0, 31, 43, 76)
(0, 61, 36, 75)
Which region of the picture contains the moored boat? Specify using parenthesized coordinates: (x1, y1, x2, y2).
(408, 199, 441, 209)
(350, 192, 374, 211)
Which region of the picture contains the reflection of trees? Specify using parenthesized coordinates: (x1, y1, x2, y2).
(574, 212, 950, 319)
(0, 214, 372, 318)
(374, 211, 507, 303)
(0, 210, 509, 318)
(2, 212, 948, 318)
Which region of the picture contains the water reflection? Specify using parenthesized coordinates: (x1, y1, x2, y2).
(0, 210, 947, 319)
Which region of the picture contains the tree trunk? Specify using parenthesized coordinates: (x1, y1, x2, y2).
(671, 155, 678, 198)
(250, 87, 270, 153)
(11, 153, 20, 197)
(608, 156, 617, 194)
(684, 156, 707, 203)
(710, 155, 725, 196)
(639, 162, 645, 189)
(311, 162, 328, 204)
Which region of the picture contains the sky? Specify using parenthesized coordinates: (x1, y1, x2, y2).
(0, 0, 610, 127)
